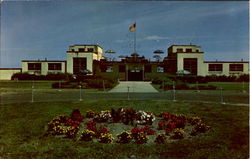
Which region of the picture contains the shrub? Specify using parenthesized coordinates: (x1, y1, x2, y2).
(80, 129, 96, 141)
(85, 110, 96, 118)
(155, 134, 167, 144)
(117, 131, 133, 144)
(65, 126, 79, 138)
(134, 132, 148, 144)
(98, 133, 114, 144)
(171, 128, 185, 139)
(191, 123, 211, 136)
(11, 72, 72, 80)
(188, 116, 202, 126)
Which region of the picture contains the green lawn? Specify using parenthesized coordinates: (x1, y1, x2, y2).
(0, 81, 56, 89)
(0, 100, 248, 159)
(152, 82, 249, 92)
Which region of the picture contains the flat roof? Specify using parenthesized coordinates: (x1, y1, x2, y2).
(69, 44, 103, 49)
(169, 45, 200, 47)
(204, 61, 249, 63)
(21, 60, 66, 62)
(0, 68, 22, 70)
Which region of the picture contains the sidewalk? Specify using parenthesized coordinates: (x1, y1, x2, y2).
(109, 81, 158, 93)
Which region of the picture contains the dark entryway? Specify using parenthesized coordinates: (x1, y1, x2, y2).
(73, 57, 87, 74)
(183, 58, 197, 75)
(128, 70, 143, 81)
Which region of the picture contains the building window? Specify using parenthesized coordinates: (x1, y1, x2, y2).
(176, 48, 183, 52)
(78, 48, 85, 52)
(209, 64, 223, 71)
(119, 65, 125, 72)
(48, 63, 62, 70)
(186, 49, 192, 52)
(144, 65, 151, 73)
(100, 65, 107, 72)
(157, 66, 164, 73)
(73, 58, 87, 74)
(87, 48, 94, 52)
(183, 58, 197, 75)
(229, 64, 243, 71)
(106, 66, 113, 72)
(28, 63, 41, 70)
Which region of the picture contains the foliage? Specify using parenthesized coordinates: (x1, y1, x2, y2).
(85, 110, 96, 118)
(11, 72, 73, 80)
(93, 110, 112, 123)
(116, 131, 133, 144)
(80, 129, 96, 141)
(98, 133, 114, 144)
(191, 123, 211, 136)
(171, 128, 185, 139)
(134, 132, 148, 144)
(155, 134, 167, 144)
(135, 110, 156, 125)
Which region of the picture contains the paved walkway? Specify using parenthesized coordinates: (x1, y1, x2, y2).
(109, 81, 158, 93)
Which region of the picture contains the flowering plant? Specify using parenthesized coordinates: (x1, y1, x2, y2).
(190, 122, 211, 136)
(65, 119, 81, 127)
(70, 109, 84, 122)
(121, 108, 136, 125)
(65, 126, 79, 138)
(51, 125, 68, 135)
(188, 116, 202, 126)
(155, 134, 167, 144)
(85, 120, 97, 132)
(171, 128, 185, 139)
(95, 126, 110, 138)
(94, 110, 112, 123)
(80, 129, 96, 141)
(117, 131, 133, 143)
(135, 110, 155, 125)
(98, 133, 114, 143)
(159, 112, 173, 121)
(134, 132, 148, 144)
(47, 115, 67, 130)
(131, 125, 155, 139)
(85, 110, 96, 118)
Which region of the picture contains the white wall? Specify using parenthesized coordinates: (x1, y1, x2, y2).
(177, 53, 205, 76)
(204, 62, 249, 76)
(22, 61, 66, 75)
(0, 69, 21, 80)
(67, 53, 94, 74)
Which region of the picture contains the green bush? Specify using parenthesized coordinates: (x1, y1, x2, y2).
(11, 72, 73, 81)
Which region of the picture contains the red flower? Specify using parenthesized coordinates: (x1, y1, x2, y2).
(131, 127, 142, 134)
(142, 125, 155, 135)
(71, 109, 84, 122)
(158, 120, 166, 130)
(65, 119, 81, 127)
(86, 120, 97, 132)
(167, 121, 176, 129)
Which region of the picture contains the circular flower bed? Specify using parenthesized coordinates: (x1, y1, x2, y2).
(45, 108, 211, 144)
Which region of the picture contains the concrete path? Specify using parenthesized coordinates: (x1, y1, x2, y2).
(109, 81, 158, 93)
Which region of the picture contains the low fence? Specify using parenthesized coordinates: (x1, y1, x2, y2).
(0, 88, 248, 105)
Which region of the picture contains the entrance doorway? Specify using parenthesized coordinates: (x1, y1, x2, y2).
(128, 70, 143, 81)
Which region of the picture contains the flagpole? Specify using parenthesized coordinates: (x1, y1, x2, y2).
(134, 24, 136, 53)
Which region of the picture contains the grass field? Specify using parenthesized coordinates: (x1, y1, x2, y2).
(0, 100, 248, 159)
(153, 82, 249, 92)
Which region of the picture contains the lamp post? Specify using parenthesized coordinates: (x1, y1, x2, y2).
(79, 85, 82, 101)
(31, 80, 34, 103)
(173, 81, 176, 102)
(127, 86, 130, 100)
(220, 87, 225, 104)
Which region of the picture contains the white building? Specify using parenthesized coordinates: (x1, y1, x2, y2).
(0, 44, 248, 80)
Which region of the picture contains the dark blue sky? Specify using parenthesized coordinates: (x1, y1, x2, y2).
(1, 1, 249, 68)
